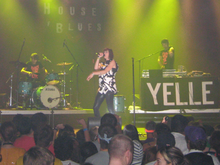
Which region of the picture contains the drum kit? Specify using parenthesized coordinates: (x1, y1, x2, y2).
(16, 62, 73, 109)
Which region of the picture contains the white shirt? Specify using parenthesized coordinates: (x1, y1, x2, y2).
(171, 132, 189, 155)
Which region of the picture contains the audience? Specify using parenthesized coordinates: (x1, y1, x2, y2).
(89, 126, 100, 151)
(184, 125, 220, 165)
(123, 124, 143, 165)
(143, 121, 156, 144)
(145, 131, 176, 165)
(14, 116, 33, 151)
(143, 123, 170, 151)
(23, 146, 54, 165)
(80, 141, 98, 163)
(171, 115, 189, 155)
(1, 111, 220, 165)
(209, 131, 220, 161)
(108, 134, 134, 165)
(85, 124, 117, 165)
(142, 146, 157, 164)
(54, 134, 80, 165)
(12, 114, 24, 137)
(100, 114, 118, 127)
(100, 113, 122, 133)
(16, 124, 62, 165)
(0, 121, 26, 164)
(57, 124, 75, 138)
(14, 112, 54, 154)
(155, 146, 190, 165)
(157, 133, 176, 150)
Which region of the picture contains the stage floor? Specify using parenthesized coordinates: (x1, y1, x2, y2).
(0, 108, 219, 128)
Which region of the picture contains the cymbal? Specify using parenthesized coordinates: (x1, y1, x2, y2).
(46, 80, 60, 85)
(58, 72, 68, 76)
(0, 93, 6, 96)
(9, 61, 27, 67)
(57, 62, 72, 66)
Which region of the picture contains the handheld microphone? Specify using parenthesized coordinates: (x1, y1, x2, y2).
(96, 52, 104, 57)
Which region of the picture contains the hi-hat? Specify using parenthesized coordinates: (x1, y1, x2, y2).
(58, 72, 68, 76)
(57, 62, 72, 66)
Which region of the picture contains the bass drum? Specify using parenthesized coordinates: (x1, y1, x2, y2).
(32, 85, 60, 109)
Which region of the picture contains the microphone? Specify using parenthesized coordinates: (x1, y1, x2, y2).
(42, 54, 52, 63)
(48, 98, 53, 103)
(63, 39, 66, 47)
(96, 52, 104, 58)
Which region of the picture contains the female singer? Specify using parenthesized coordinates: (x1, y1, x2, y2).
(87, 48, 118, 117)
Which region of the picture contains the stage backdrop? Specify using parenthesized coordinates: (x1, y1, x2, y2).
(0, 0, 220, 112)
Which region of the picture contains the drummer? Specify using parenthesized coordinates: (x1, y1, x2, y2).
(21, 53, 48, 88)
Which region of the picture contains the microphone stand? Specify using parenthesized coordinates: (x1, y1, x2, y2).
(63, 41, 83, 109)
(137, 50, 161, 81)
(14, 39, 26, 109)
(132, 58, 136, 126)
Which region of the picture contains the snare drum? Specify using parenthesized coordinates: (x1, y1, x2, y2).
(18, 82, 32, 95)
(45, 73, 59, 85)
(32, 85, 60, 109)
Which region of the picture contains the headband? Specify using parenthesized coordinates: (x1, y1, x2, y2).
(145, 129, 155, 133)
(98, 133, 112, 144)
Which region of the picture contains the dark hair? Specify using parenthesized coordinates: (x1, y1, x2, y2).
(209, 131, 220, 153)
(143, 146, 157, 164)
(89, 126, 99, 141)
(145, 121, 156, 132)
(203, 125, 214, 137)
(16, 117, 32, 135)
(76, 129, 86, 146)
(185, 136, 206, 151)
(108, 134, 134, 159)
(157, 133, 176, 150)
(30, 53, 39, 61)
(171, 115, 189, 133)
(103, 48, 114, 60)
(155, 123, 171, 135)
(54, 135, 80, 163)
(123, 124, 139, 141)
(23, 146, 54, 165)
(158, 146, 190, 165)
(58, 124, 75, 138)
(98, 124, 117, 150)
(0, 121, 17, 142)
(80, 141, 98, 163)
(161, 39, 169, 45)
(12, 114, 24, 128)
(34, 125, 53, 148)
(100, 113, 117, 127)
(31, 113, 48, 132)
